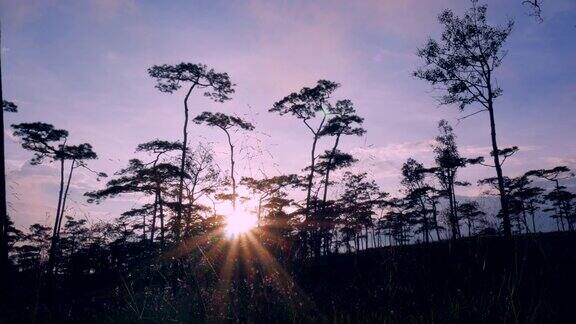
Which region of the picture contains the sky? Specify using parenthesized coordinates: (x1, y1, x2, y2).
(1, 0, 575, 230)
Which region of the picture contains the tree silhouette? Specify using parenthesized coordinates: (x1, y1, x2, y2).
(382, 198, 413, 246)
(431, 120, 476, 239)
(56, 144, 101, 241)
(241, 174, 299, 257)
(3, 218, 23, 266)
(505, 175, 545, 233)
(2, 1, 576, 321)
(314, 150, 357, 185)
(181, 145, 223, 238)
(527, 166, 575, 231)
(135, 139, 182, 243)
(424, 185, 444, 241)
(522, 0, 543, 23)
(59, 216, 90, 274)
(193, 112, 254, 210)
(414, 1, 515, 238)
(148, 63, 234, 240)
(86, 158, 181, 246)
(10, 123, 67, 257)
(240, 174, 298, 224)
(457, 201, 486, 236)
(11, 123, 98, 273)
(14, 224, 51, 272)
(544, 189, 575, 231)
(0, 27, 13, 277)
(2, 100, 17, 113)
(517, 184, 544, 233)
(401, 158, 434, 242)
(338, 172, 387, 252)
(309, 148, 358, 254)
(270, 80, 339, 220)
(0, 100, 17, 280)
(318, 99, 365, 203)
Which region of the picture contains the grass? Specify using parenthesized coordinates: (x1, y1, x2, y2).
(3, 231, 576, 323)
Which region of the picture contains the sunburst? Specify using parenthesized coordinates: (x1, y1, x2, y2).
(224, 210, 258, 238)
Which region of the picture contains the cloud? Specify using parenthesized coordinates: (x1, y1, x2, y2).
(5, 156, 137, 228)
(543, 156, 576, 169)
(349, 141, 435, 180)
(461, 144, 541, 156)
(352, 141, 434, 161)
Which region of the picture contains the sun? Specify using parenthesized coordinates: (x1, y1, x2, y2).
(224, 211, 258, 238)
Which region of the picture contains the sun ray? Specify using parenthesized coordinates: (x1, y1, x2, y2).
(243, 232, 318, 313)
(211, 238, 240, 318)
(224, 210, 258, 238)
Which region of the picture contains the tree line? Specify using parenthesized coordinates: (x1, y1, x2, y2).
(0, 0, 574, 312)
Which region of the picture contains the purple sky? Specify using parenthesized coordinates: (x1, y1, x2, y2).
(1, 0, 575, 230)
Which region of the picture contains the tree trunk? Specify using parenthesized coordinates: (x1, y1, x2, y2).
(224, 129, 236, 211)
(418, 196, 429, 243)
(317, 134, 341, 257)
(487, 96, 511, 238)
(150, 188, 158, 242)
(159, 191, 165, 248)
(432, 200, 441, 241)
(257, 197, 263, 225)
(447, 181, 458, 240)
(0, 23, 9, 278)
(555, 180, 573, 231)
(558, 207, 566, 231)
(306, 134, 320, 215)
(142, 213, 146, 241)
(57, 159, 75, 238)
(366, 226, 370, 249)
(450, 178, 461, 237)
(48, 158, 66, 275)
(322, 134, 341, 202)
(175, 84, 196, 241)
(521, 206, 530, 234)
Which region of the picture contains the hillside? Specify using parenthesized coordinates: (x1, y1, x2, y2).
(296, 232, 576, 322)
(3, 232, 576, 323)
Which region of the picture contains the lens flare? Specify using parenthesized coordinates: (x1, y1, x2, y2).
(225, 211, 257, 238)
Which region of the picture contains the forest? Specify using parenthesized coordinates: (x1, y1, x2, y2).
(1, 0, 575, 322)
